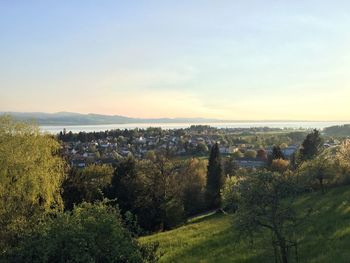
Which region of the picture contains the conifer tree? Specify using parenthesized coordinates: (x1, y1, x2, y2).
(205, 143, 224, 209)
(300, 129, 323, 161)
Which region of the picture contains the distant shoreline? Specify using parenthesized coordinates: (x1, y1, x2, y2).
(39, 121, 350, 134)
(2, 112, 349, 127)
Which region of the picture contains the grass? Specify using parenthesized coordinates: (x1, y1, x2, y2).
(140, 185, 350, 262)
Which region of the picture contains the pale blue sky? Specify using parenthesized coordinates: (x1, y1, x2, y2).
(1, 1, 350, 120)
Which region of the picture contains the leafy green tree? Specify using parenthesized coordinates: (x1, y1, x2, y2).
(223, 155, 240, 176)
(336, 139, 350, 183)
(182, 158, 207, 216)
(299, 155, 334, 193)
(136, 154, 184, 231)
(5, 202, 157, 263)
(236, 172, 305, 263)
(62, 164, 113, 210)
(0, 116, 65, 252)
(221, 176, 240, 212)
(107, 156, 139, 213)
(206, 143, 224, 209)
(195, 142, 209, 155)
(300, 129, 323, 161)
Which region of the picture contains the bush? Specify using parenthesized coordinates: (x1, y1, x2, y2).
(4, 202, 156, 263)
(271, 158, 290, 173)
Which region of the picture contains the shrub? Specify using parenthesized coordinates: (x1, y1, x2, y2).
(5, 202, 156, 263)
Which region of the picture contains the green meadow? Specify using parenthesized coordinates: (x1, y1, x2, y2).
(140, 185, 350, 263)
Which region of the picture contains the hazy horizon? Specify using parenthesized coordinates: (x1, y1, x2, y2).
(1, 1, 350, 121)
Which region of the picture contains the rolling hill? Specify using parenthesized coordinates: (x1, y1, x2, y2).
(0, 112, 226, 126)
(140, 185, 350, 263)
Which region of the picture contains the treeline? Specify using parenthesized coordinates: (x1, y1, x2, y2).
(58, 127, 169, 143)
(62, 154, 209, 232)
(324, 124, 350, 137)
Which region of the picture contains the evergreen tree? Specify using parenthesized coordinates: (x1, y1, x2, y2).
(300, 129, 323, 161)
(205, 143, 224, 209)
(272, 145, 285, 160)
(268, 145, 285, 167)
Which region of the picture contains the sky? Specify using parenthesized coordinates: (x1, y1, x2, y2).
(1, 1, 350, 121)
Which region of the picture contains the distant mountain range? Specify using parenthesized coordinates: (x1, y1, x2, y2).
(1, 112, 229, 126)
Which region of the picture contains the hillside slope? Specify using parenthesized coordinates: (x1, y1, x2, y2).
(140, 185, 350, 263)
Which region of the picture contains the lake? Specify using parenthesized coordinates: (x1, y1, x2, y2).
(40, 121, 350, 134)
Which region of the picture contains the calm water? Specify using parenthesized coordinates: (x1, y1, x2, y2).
(40, 121, 350, 134)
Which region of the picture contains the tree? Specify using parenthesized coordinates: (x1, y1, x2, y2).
(223, 156, 240, 176)
(300, 129, 323, 161)
(0, 116, 65, 252)
(62, 164, 113, 210)
(244, 149, 257, 159)
(205, 143, 224, 209)
(271, 158, 290, 173)
(221, 175, 240, 212)
(182, 158, 207, 216)
(299, 155, 334, 193)
(336, 139, 350, 183)
(136, 154, 184, 231)
(236, 172, 305, 263)
(195, 142, 209, 155)
(107, 156, 139, 213)
(5, 202, 157, 263)
(272, 145, 285, 160)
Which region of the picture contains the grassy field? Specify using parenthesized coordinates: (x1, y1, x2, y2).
(140, 185, 350, 263)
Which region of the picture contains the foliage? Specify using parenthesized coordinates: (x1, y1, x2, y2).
(235, 171, 306, 263)
(134, 154, 185, 231)
(62, 164, 113, 210)
(271, 158, 290, 173)
(223, 155, 240, 176)
(244, 149, 257, 159)
(205, 143, 224, 209)
(336, 139, 350, 177)
(0, 116, 65, 252)
(300, 129, 323, 161)
(221, 176, 240, 212)
(181, 158, 207, 216)
(4, 202, 156, 263)
(271, 145, 285, 160)
(298, 155, 335, 193)
(231, 150, 244, 159)
(107, 156, 139, 214)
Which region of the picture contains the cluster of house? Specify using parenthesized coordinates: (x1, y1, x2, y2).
(233, 145, 299, 168)
(61, 137, 300, 169)
(60, 126, 339, 169)
(61, 132, 220, 168)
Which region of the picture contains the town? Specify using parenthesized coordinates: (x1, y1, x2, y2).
(58, 125, 339, 169)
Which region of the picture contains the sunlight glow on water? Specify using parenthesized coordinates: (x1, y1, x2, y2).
(40, 121, 350, 134)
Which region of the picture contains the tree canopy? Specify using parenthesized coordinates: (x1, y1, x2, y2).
(0, 116, 65, 251)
